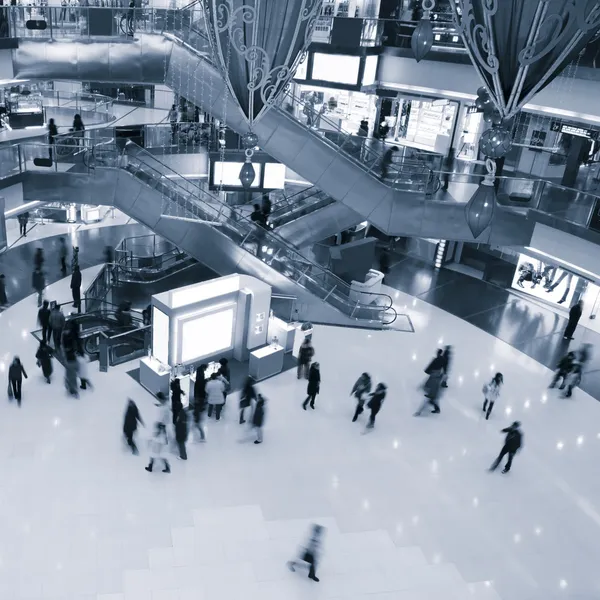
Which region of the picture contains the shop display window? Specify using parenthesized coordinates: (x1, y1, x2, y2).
(511, 254, 578, 307)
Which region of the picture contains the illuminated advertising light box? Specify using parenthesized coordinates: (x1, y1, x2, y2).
(511, 253, 578, 307)
(212, 161, 262, 189)
(152, 307, 170, 366)
(180, 306, 235, 363)
(311, 53, 361, 86)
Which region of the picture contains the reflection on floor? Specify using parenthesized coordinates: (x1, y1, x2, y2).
(382, 251, 600, 403)
(3, 270, 600, 600)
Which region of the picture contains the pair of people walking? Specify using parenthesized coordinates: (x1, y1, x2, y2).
(350, 372, 387, 429)
(414, 349, 446, 416)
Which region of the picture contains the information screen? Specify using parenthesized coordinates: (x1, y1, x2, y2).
(181, 308, 235, 363)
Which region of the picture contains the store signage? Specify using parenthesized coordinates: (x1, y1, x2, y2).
(550, 121, 597, 139)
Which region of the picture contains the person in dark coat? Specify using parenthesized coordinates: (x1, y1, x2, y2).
(175, 409, 188, 460)
(302, 362, 321, 410)
(49, 304, 65, 350)
(123, 399, 144, 454)
(240, 375, 256, 424)
(297, 338, 314, 380)
(71, 265, 82, 312)
(489, 421, 523, 474)
(351, 372, 372, 422)
(37, 300, 51, 343)
(193, 364, 207, 441)
(564, 300, 582, 340)
(380, 146, 398, 180)
(287, 523, 324, 582)
(34, 247, 44, 271)
(170, 378, 185, 425)
(59, 237, 69, 275)
(32, 267, 45, 307)
(441, 345, 452, 388)
(8, 356, 28, 406)
(366, 383, 387, 429)
(218, 357, 231, 407)
(0, 273, 7, 306)
(35, 340, 53, 383)
(549, 351, 575, 389)
(251, 393, 266, 444)
(424, 349, 444, 374)
(18, 211, 29, 237)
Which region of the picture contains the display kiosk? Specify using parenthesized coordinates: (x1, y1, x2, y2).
(139, 274, 272, 394)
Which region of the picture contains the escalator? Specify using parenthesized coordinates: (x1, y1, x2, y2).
(10, 9, 534, 246)
(20, 143, 399, 329)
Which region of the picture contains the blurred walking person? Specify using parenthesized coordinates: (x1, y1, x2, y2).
(489, 421, 523, 474)
(193, 363, 207, 441)
(206, 371, 226, 421)
(50, 304, 65, 350)
(441, 345, 453, 388)
(8, 356, 28, 406)
(175, 408, 188, 460)
(71, 265, 82, 312)
(251, 394, 266, 444)
(562, 364, 582, 398)
(240, 375, 256, 424)
(34, 247, 44, 271)
(302, 362, 321, 410)
(366, 383, 387, 429)
(549, 352, 575, 389)
(170, 377, 185, 425)
(145, 423, 170, 473)
(37, 299, 51, 343)
(35, 340, 53, 384)
(287, 524, 324, 582)
(414, 352, 445, 416)
(123, 399, 144, 454)
(59, 237, 69, 275)
(32, 266, 45, 307)
(297, 337, 314, 380)
(563, 300, 582, 340)
(482, 372, 503, 420)
(351, 372, 372, 422)
(64, 354, 79, 398)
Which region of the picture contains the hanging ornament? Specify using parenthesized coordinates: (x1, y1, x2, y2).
(239, 154, 256, 189)
(242, 132, 259, 150)
(411, 0, 436, 63)
(479, 126, 513, 159)
(465, 159, 496, 238)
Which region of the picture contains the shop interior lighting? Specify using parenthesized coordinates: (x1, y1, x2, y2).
(435, 240, 447, 269)
(524, 246, 600, 281)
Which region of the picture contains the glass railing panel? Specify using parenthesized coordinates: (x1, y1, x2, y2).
(0, 145, 21, 179)
(536, 182, 598, 227)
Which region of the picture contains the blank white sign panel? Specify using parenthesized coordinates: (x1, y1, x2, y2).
(181, 308, 235, 362)
(152, 307, 170, 365)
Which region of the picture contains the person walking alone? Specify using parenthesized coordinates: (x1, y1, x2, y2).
(175, 408, 188, 460)
(351, 372, 372, 422)
(297, 337, 314, 380)
(18, 212, 29, 237)
(145, 423, 170, 473)
(251, 393, 266, 444)
(170, 377, 185, 425)
(123, 399, 144, 454)
(302, 362, 321, 410)
(32, 267, 45, 307)
(482, 372, 503, 420)
(37, 299, 51, 343)
(240, 376, 256, 424)
(366, 383, 387, 429)
(71, 265, 82, 312)
(287, 524, 324, 582)
(35, 340, 53, 384)
(489, 421, 523, 474)
(549, 352, 575, 389)
(441, 345, 452, 388)
(59, 237, 69, 275)
(206, 371, 226, 421)
(8, 356, 28, 406)
(564, 300, 583, 340)
(414, 352, 445, 416)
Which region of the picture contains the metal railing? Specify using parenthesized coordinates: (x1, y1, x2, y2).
(269, 187, 336, 229)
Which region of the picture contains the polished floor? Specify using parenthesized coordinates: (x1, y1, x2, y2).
(2, 267, 600, 600)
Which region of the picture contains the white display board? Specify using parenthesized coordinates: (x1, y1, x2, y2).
(152, 307, 170, 366)
(180, 307, 235, 363)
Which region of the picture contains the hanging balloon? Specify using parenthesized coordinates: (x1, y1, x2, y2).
(475, 97, 486, 111)
(476, 86, 489, 99)
(491, 112, 503, 127)
(479, 126, 513, 159)
(483, 109, 494, 124)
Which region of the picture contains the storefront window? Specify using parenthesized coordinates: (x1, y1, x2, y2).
(456, 106, 484, 161)
(391, 97, 456, 153)
(512, 254, 578, 307)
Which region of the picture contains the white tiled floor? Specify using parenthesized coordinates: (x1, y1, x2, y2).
(1, 271, 599, 599)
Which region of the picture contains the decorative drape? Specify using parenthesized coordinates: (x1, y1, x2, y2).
(450, 0, 600, 119)
(203, 0, 323, 128)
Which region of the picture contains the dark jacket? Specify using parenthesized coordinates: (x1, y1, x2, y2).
(194, 373, 206, 401)
(441, 349, 452, 373)
(35, 345, 53, 376)
(502, 426, 523, 452)
(240, 379, 256, 408)
(351, 374, 372, 399)
(569, 303, 582, 323)
(171, 381, 184, 412)
(425, 355, 444, 375)
(368, 389, 386, 412)
(175, 410, 188, 442)
(557, 355, 574, 373)
(123, 402, 143, 433)
(8, 361, 27, 382)
(70, 270, 82, 290)
(299, 343, 314, 365)
(307, 365, 321, 395)
(38, 306, 51, 327)
(252, 399, 265, 427)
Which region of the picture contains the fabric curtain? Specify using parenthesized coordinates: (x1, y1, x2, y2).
(205, 0, 322, 126)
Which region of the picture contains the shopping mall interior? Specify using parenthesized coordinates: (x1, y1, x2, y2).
(2, 1, 600, 599)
